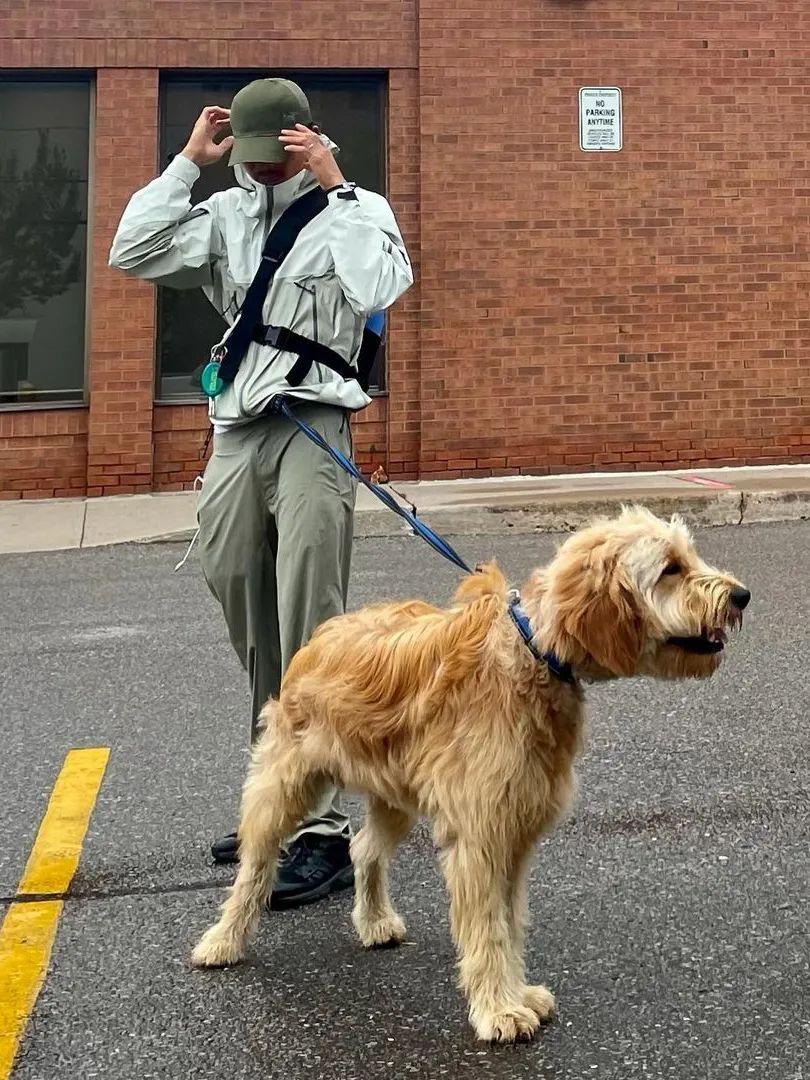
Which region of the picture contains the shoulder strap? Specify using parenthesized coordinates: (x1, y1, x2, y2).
(262, 186, 329, 265)
(218, 186, 329, 385)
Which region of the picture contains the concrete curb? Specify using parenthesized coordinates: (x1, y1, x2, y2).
(137, 486, 810, 546)
(2, 467, 808, 555)
(352, 487, 810, 539)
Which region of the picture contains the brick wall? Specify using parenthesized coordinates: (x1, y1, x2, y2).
(85, 68, 158, 496)
(0, 0, 808, 500)
(0, 409, 88, 499)
(0, 0, 419, 498)
(417, 0, 810, 477)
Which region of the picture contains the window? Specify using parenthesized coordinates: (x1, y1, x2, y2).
(0, 77, 90, 407)
(157, 73, 387, 401)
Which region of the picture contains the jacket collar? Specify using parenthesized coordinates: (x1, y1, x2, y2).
(232, 133, 339, 221)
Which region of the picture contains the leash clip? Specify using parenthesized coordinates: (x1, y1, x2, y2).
(266, 393, 289, 416)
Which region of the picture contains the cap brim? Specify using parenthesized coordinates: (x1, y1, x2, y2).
(229, 134, 288, 166)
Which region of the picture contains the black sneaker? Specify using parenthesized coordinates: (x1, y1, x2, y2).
(211, 831, 239, 865)
(268, 834, 354, 911)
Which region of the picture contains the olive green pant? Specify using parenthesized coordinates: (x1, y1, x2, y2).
(197, 404, 355, 842)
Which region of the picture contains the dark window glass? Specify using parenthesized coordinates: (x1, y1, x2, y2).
(157, 73, 386, 401)
(0, 78, 90, 407)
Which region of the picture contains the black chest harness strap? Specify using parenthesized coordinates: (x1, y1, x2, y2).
(216, 187, 380, 393)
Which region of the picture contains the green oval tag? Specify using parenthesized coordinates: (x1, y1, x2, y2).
(201, 361, 225, 398)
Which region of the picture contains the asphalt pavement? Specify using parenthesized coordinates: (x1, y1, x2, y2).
(1, 523, 807, 1079)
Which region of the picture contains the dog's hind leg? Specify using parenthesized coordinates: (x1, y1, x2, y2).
(191, 731, 325, 969)
(351, 798, 414, 948)
(439, 835, 541, 1044)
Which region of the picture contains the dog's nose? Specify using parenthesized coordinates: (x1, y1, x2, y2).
(730, 585, 751, 610)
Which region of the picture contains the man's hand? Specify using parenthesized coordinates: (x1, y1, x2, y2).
(181, 107, 233, 168)
(280, 125, 345, 190)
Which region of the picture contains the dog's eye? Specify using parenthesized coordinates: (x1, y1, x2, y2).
(660, 562, 681, 578)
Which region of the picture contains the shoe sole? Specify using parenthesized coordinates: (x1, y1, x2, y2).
(211, 851, 239, 865)
(269, 865, 354, 911)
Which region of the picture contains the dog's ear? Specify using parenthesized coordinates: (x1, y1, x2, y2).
(545, 543, 644, 676)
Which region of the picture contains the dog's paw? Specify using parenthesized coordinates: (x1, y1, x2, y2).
(473, 1004, 540, 1044)
(190, 926, 244, 968)
(523, 984, 556, 1022)
(353, 910, 407, 949)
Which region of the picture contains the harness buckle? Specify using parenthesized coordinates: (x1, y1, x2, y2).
(252, 325, 286, 349)
(263, 325, 284, 349)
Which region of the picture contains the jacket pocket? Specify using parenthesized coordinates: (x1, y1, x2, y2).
(310, 273, 360, 357)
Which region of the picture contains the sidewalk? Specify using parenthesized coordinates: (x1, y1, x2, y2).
(1, 464, 808, 555)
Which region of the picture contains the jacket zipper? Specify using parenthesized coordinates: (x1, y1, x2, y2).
(235, 198, 274, 417)
(293, 281, 323, 385)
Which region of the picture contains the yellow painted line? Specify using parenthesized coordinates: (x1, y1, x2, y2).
(17, 748, 110, 897)
(0, 747, 109, 1079)
(0, 901, 63, 1075)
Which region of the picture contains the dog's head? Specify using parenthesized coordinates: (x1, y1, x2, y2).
(530, 506, 750, 680)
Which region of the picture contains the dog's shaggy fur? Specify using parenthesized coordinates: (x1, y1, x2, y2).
(192, 507, 748, 1043)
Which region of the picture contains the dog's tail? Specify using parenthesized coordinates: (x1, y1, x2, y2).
(389, 563, 508, 712)
(453, 561, 507, 605)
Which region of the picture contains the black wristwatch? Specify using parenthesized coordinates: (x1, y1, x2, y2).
(327, 181, 358, 201)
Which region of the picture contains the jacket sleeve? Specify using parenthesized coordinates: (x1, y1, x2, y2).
(108, 155, 224, 290)
(326, 189, 413, 316)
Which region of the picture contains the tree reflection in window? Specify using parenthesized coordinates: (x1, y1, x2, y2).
(0, 79, 89, 407)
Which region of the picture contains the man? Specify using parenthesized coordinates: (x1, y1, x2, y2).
(110, 78, 412, 907)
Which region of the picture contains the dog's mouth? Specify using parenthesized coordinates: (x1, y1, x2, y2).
(666, 606, 744, 655)
(666, 630, 725, 654)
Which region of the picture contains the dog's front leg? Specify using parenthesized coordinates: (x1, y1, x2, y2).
(506, 847, 555, 1025)
(440, 837, 541, 1044)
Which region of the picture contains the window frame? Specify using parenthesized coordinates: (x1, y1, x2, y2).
(0, 71, 94, 413)
(154, 69, 389, 406)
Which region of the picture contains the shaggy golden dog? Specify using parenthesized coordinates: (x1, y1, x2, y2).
(192, 507, 750, 1043)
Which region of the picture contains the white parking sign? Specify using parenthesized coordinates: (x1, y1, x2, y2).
(579, 87, 622, 152)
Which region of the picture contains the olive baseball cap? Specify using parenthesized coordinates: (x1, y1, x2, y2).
(228, 78, 312, 166)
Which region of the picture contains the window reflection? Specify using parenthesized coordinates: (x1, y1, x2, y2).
(157, 73, 386, 400)
(0, 79, 89, 406)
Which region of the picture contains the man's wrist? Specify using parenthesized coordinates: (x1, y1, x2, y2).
(320, 171, 346, 191)
(180, 148, 207, 168)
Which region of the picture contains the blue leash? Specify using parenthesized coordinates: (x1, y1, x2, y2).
(271, 396, 575, 684)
